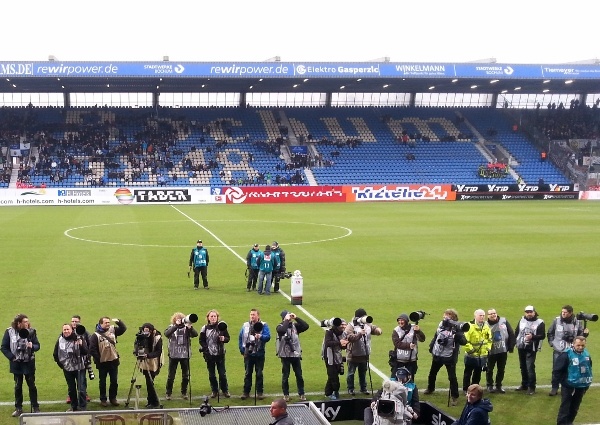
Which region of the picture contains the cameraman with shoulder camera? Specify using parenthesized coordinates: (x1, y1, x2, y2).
(423, 309, 467, 406)
(200, 309, 231, 398)
(1, 314, 41, 417)
(89, 316, 127, 407)
(514, 305, 545, 395)
(271, 241, 286, 293)
(239, 308, 271, 400)
(345, 308, 383, 396)
(462, 309, 492, 395)
(164, 312, 198, 401)
(364, 367, 420, 425)
(547, 305, 589, 396)
(54, 323, 89, 412)
(391, 313, 426, 380)
(276, 310, 309, 402)
(136, 323, 163, 409)
(322, 318, 348, 400)
(246, 243, 261, 292)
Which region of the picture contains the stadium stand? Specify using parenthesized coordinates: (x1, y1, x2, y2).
(0, 106, 575, 187)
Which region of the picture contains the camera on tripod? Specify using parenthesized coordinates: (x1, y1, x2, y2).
(133, 328, 150, 358)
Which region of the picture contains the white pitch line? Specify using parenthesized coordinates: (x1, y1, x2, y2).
(171, 205, 387, 381)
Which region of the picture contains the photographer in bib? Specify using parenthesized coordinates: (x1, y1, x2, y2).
(462, 309, 492, 394)
(322, 317, 348, 400)
(189, 240, 209, 290)
(133, 323, 163, 409)
(276, 310, 309, 402)
(547, 305, 589, 396)
(485, 309, 515, 394)
(345, 308, 383, 396)
(164, 312, 198, 401)
(200, 309, 231, 399)
(239, 308, 271, 400)
(391, 313, 426, 380)
(54, 323, 89, 412)
(1, 314, 41, 417)
(423, 309, 468, 406)
(89, 316, 127, 407)
(555, 336, 593, 425)
(67, 315, 93, 405)
(246, 244, 261, 292)
(514, 305, 545, 395)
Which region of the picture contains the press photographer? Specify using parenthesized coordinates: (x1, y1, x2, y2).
(322, 317, 348, 400)
(345, 308, 383, 396)
(391, 313, 426, 379)
(1, 314, 41, 417)
(89, 316, 127, 407)
(67, 315, 94, 406)
(239, 308, 271, 400)
(462, 309, 492, 395)
(423, 309, 467, 406)
(134, 323, 163, 409)
(276, 310, 309, 402)
(53, 323, 89, 412)
(515, 305, 545, 395)
(200, 309, 231, 399)
(364, 368, 419, 425)
(547, 305, 590, 396)
(164, 312, 198, 401)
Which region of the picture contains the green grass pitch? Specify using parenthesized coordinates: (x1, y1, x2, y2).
(0, 200, 599, 425)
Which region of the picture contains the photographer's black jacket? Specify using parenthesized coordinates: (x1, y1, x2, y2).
(200, 323, 230, 357)
(1, 327, 40, 375)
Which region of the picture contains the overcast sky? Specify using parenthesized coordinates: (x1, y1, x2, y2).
(4, 1, 598, 64)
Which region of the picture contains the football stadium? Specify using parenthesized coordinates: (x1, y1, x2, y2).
(1, 54, 600, 425)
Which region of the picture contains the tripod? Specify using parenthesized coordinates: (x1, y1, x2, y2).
(125, 357, 162, 409)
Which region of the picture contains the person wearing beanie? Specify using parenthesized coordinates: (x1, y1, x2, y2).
(323, 318, 348, 400)
(189, 240, 210, 290)
(276, 310, 309, 402)
(246, 244, 262, 292)
(88, 316, 127, 407)
(344, 308, 383, 396)
(392, 313, 426, 380)
(137, 323, 163, 408)
(514, 305, 545, 395)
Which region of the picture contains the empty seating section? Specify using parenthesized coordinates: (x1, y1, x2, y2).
(1, 106, 570, 187)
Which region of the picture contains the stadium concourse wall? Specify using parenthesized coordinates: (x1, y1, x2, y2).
(0, 184, 595, 206)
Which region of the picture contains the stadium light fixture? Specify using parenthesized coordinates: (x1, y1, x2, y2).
(383, 84, 389, 88)
(543, 80, 551, 83)
(303, 79, 309, 82)
(490, 79, 499, 84)
(543, 89, 550, 93)
(428, 86, 435, 90)
(339, 86, 345, 89)
(452, 79, 458, 83)
(514, 86, 521, 90)
(565, 80, 573, 84)
(293, 84, 299, 88)
(501, 90, 508, 93)
(471, 85, 478, 89)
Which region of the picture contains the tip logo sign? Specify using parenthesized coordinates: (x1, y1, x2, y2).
(174, 64, 185, 74)
(504, 66, 514, 75)
(224, 187, 247, 204)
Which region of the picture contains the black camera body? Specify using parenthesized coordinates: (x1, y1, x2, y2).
(133, 329, 149, 358)
(199, 396, 212, 417)
(277, 271, 293, 279)
(442, 318, 470, 332)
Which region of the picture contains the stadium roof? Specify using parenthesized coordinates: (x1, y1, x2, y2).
(2, 60, 600, 95)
